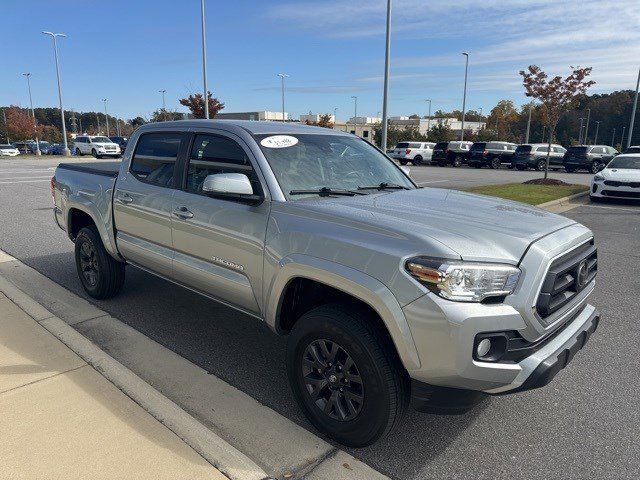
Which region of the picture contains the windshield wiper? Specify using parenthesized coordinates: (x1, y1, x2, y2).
(289, 187, 367, 197)
(357, 182, 411, 191)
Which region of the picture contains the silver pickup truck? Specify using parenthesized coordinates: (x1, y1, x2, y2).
(52, 120, 599, 447)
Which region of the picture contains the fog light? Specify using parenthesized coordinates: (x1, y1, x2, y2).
(477, 338, 492, 357)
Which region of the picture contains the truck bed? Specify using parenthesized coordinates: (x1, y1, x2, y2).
(57, 161, 121, 177)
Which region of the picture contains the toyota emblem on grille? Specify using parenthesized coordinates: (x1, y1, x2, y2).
(575, 260, 589, 290)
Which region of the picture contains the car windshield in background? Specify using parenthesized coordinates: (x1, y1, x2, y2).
(434, 142, 448, 149)
(607, 156, 640, 169)
(395, 142, 410, 148)
(255, 133, 414, 199)
(515, 145, 532, 154)
(567, 146, 589, 154)
(92, 137, 111, 143)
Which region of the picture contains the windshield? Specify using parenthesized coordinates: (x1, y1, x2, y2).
(607, 155, 640, 169)
(515, 145, 532, 154)
(255, 133, 415, 199)
(92, 136, 111, 143)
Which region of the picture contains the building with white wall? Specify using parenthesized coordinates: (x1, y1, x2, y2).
(216, 111, 289, 121)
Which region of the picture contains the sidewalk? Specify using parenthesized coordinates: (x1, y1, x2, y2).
(0, 291, 228, 480)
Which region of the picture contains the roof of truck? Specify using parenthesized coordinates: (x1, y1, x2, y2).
(136, 119, 352, 136)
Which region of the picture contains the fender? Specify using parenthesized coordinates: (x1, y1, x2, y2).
(265, 253, 421, 371)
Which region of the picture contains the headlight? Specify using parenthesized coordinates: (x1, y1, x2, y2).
(405, 257, 521, 302)
(593, 173, 604, 182)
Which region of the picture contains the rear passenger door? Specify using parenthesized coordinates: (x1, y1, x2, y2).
(170, 132, 270, 315)
(113, 132, 187, 277)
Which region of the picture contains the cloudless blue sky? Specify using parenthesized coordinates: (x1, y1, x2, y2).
(2, 0, 638, 121)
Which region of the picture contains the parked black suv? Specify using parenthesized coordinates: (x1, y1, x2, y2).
(467, 141, 517, 169)
(432, 141, 473, 167)
(512, 143, 567, 171)
(563, 145, 618, 173)
(109, 136, 128, 153)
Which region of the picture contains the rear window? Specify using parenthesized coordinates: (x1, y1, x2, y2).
(471, 143, 486, 150)
(567, 146, 589, 154)
(409, 143, 422, 148)
(130, 133, 185, 188)
(395, 143, 409, 149)
(434, 142, 449, 149)
(515, 145, 532, 154)
(0, 145, 14, 150)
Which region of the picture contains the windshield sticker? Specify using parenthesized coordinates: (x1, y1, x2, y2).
(260, 135, 299, 148)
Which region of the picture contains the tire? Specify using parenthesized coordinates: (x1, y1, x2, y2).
(515, 164, 526, 171)
(287, 304, 408, 447)
(399, 160, 408, 166)
(75, 226, 125, 299)
(490, 157, 501, 169)
(590, 161, 602, 174)
(564, 166, 575, 173)
(453, 156, 463, 168)
(412, 155, 423, 166)
(536, 159, 547, 171)
(91, 148, 102, 159)
(75, 148, 82, 156)
(472, 163, 482, 168)
(436, 162, 445, 167)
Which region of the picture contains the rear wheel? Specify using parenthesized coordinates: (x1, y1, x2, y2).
(515, 164, 526, 171)
(287, 304, 408, 447)
(453, 156, 463, 168)
(412, 155, 423, 166)
(490, 157, 501, 169)
(536, 159, 547, 171)
(75, 226, 125, 299)
(564, 166, 575, 173)
(472, 163, 482, 168)
(399, 160, 408, 166)
(591, 161, 603, 174)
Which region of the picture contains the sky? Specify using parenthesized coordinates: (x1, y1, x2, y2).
(2, 0, 639, 122)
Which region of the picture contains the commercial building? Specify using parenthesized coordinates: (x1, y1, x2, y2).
(216, 111, 289, 121)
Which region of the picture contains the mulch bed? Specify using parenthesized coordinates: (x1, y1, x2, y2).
(523, 178, 571, 186)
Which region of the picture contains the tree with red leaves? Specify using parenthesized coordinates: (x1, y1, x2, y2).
(5, 105, 44, 141)
(178, 91, 225, 119)
(520, 65, 595, 179)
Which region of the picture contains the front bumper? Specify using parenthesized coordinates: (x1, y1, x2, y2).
(591, 181, 640, 199)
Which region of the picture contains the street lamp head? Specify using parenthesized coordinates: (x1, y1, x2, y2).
(42, 31, 66, 37)
(22, 72, 31, 77)
(462, 52, 469, 57)
(277, 73, 289, 78)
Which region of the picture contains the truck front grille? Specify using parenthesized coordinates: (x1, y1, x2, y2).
(536, 240, 597, 318)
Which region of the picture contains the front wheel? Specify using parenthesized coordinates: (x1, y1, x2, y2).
(490, 157, 501, 169)
(412, 155, 423, 166)
(287, 304, 408, 447)
(75, 148, 82, 156)
(564, 166, 575, 173)
(75, 226, 125, 299)
(399, 160, 408, 166)
(591, 161, 602, 174)
(453, 156, 463, 167)
(515, 164, 526, 171)
(536, 159, 547, 171)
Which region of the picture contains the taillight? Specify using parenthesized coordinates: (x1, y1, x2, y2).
(406, 149, 411, 154)
(483, 150, 488, 156)
(50, 177, 56, 202)
(445, 148, 450, 153)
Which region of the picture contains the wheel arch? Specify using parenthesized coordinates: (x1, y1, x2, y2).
(265, 254, 421, 371)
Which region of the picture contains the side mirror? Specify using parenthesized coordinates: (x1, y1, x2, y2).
(400, 166, 411, 176)
(201, 173, 262, 204)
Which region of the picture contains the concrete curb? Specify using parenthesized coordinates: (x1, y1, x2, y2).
(538, 190, 589, 210)
(0, 264, 268, 480)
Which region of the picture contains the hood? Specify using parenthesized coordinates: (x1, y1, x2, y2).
(602, 168, 640, 181)
(292, 188, 577, 264)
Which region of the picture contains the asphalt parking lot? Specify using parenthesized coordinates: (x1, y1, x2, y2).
(1, 156, 639, 479)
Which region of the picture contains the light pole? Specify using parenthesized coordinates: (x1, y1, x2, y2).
(351, 96, 358, 130)
(620, 126, 626, 149)
(200, 0, 209, 119)
(21, 72, 41, 155)
(159, 89, 166, 121)
(102, 98, 109, 136)
(578, 118, 585, 144)
(333, 107, 338, 123)
(611, 128, 615, 147)
(541, 125, 546, 143)
(425, 99, 432, 137)
(277, 73, 289, 122)
(525, 105, 532, 144)
(594, 121, 601, 145)
(627, 67, 640, 149)
(96, 113, 101, 134)
(460, 52, 469, 141)
(380, 0, 392, 151)
(42, 31, 70, 155)
(584, 108, 591, 145)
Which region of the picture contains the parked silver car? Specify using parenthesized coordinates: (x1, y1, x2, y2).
(52, 120, 600, 446)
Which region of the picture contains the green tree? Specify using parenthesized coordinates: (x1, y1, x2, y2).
(426, 123, 455, 142)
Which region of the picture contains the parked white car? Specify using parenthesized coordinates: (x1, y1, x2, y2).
(590, 154, 640, 201)
(0, 144, 20, 156)
(74, 135, 121, 158)
(390, 142, 435, 166)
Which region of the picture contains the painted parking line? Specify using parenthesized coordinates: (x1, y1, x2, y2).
(579, 203, 640, 213)
(0, 179, 51, 185)
(0, 176, 54, 181)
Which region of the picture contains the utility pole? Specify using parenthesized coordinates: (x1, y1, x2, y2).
(79, 113, 83, 135)
(200, 0, 209, 119)
(21, 72, 41, 155)
(351, 96, 358, 131)
(333, 107, 338, 123)
(460, 52, 469, 141)
(42, 31, 70, 155)
(620, 126, 626, 149)
(627, 67, 640, 149)
(594, 121, 601, 145)
(425, 99, 432, 137)
(380, 0, 392, 151)
(578, 118, 585, 144)
(584, 108, 591, 145)
(159, 89, 167, 121)
(96, 113, 101, 134)
(541, 125, 546, 143)
(277, 73, 289, 122)
(525, 105, 532, 144)
(102, 98, 109, 136)
(611, 128, 616, 147)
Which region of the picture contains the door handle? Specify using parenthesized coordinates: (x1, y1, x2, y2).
(173, 206, 194, 219)
(117, 193, 133, 204)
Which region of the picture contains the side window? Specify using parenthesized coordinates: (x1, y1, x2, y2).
(130, 133, 183, 187)
(538, 146, 549, 153)
(363, 130, 369, 138)
(185, 134, 260, 196)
